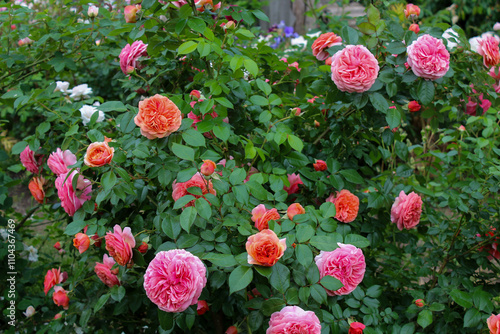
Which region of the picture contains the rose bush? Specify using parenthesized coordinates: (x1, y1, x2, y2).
(1, 0, 500, 333)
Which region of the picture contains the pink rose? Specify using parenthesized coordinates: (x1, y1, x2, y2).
(477, 35, 500, 67)
(488, 314, 500, 334)
(172, 173, 216, 207)
(52, 286, 69, 310)
(47, 148, 77, 175)
(119, 40, 148, 75)
(143, 249, 207, 313)
(251, 204, 280, 231)
(390, 190, 423, 230)
(105, 225, 136, 266)
(284, 173, 303, 195)
(407, 34, 450, 80)
(312, 32, 342, 61)
(20, 145, 42, 174)
(404, 4, 420, 19)
(94, 254, 120, 287)
(44, 268, 65, 295)
(349, 322, 366, 334)
(330, 45, 379, 93)
(488, 66, 500, 80)
(315, 243, 366, 296)
(55, 171, 92, 217)
(267, 306, 321, 334)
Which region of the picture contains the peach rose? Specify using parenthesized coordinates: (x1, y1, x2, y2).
(172, 173, 216, 207)
(287, 203, 305, 221)
(73, 233, 90, 254)
(404, 4, 420, 19)
(29, 176, 46, 203)
(407, 34, 450, 80)
(124, 4, 140, 23)
(326, 189, 359, 223)
(487, 314, 500, 334)
(251, 204, 280, 231)
(409, 23, 420, 34)
(330, 45, 379, 93)
(105, 225, 136, 266)
(200, 160, 216, 176)
(84, 138, 114, 167)
(312, 32, 342, 61)
(134, 94, 182, 139)
(477, 35, 500, 67)
(20, 145, 42, 174)
(313, 159, 327, 171)
(94, 254, 120, 287)
(52, 286, 69, 310)
(246, 229, 286, 266)
(390, 190, 423, 230)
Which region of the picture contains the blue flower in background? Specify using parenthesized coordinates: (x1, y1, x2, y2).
(270, 36, 282, 49)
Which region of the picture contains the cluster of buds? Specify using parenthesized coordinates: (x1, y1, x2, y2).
(404, 4, 421, 34)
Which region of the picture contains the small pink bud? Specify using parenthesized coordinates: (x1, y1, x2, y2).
(458, 125, 466, 132)
(415, 299, 424, 307)
(291, 107, 301, 116)
(190, 90, 201, 100)
(200, 160, 216, 176)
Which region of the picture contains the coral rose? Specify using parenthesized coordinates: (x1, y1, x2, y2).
(20, 145, 42, 174)
(200, 159, 216, 176)
(55, 171, 92, 217)
(29, 176, 46, 203)
(477, 35, 500, 67)
(251, 204, 280, 231)
(349, 322, 365, 334)
(326, 189, 359, 223)
(47, 148, 77, 175)
(138, 241, 148, 254)
(408, 100, 421, 112)
(390, 190, 423, 230)
(172, 173, 216, 208)
(73, 233, 90, 254)
(409, 23, 420, 34)
(105, 225, 136, 266)
(124, 4, 140, 23)
(144, 249, 207, 312)
(53, 242, 62, 251)
(407, 34, 450, 80)
(315, 243, 366, 296)
(267, 306, 321, 334)
(134, 94, 182, 139)
(197, 300, 209, 315)
(52, 286, 69, 310)
(94, 254, 120, 287)
(119, 40, 148, 75)
(404, 4, 420, 19)
(487, 314, 500, 334)
(84, 138, 114, 167)
(246, 229, 286, 267)
(313, 159, 327, 171)
(330, 45, 379, 93)
(287, 203, 305, 221)
(311, 32, 342, 61)
(284, 173, 303, 195)
(44, 268, 65, 295)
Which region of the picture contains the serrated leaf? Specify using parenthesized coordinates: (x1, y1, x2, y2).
(417, 80, 435, 106)
(171, 143, 195, 161)
(229, 266, 253, 294)
(180, 206, 197, 233)
(178, 41, 198, 55)
(417, 309, 432, 329)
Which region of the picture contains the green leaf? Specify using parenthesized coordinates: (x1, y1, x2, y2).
(195, 198, 211, 220)
(341, 26, 359, 44)
(252, 9, 269, 22)
(320, 275, 344, 291)
(256, 79, 272, 96)
(158, 310, 174, 330)
(244, 59, 258, 77)
(310, 234, 342, 251)
(296, 224, 315, 243)
(11, 141, 27, 155)
(119, 111, 136, 133)
(296, 244, 313, 267)
(213, 124, 230, 142)
(171, 143, 195, 161)
(450, 289, 473, 308)
(180, 206, 197, 233)
(386, 107, 400, 129)
(417, 309, 432, 329)
(285, 288, 299, 305)
(369, 92, 389, 112)
(101, 171, 117, 191)
(400, 323, 415, 334)
(320, 202, 336, 218)
(473, 289, 493, 313)
(111, 286, 126, 302)
(270, 262, 290, 294)
(173, 195, 196, 209)
(463, 308, 480, 328)
(182, 128, 206, 147)
(214, 97, 233, 108)
(229, 168, 247, 185)
(229, 266, 253, 294)
(178, 41, 198, 55)
(287, 135, 303, 152)
(236, 29, 255, 39)
(310, 284, 327, 304)
(187, 17, 206, 33)
(94, 294, 110, 313)
(66, 124, 79, 137)
(254, 266, 273, 277)
(202, 253, 237, 267)
(250, 95, 268, 106)
(385, 41, 406, 54)
(339, 169, 364, 184)
(366, 4, 380, 24)
(98, 101, 127, 112)
(417, 80, 435, 106)
(344, 234, 370, 248)
(261, 298, 285, 316)
(64, 221, 86, 235)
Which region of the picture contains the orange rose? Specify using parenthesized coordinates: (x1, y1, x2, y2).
(200, 159, 216, 176)
(73, 233, 90, 254)
(287, 203, 305, 221)
(134, 94, 182, 139)
(29, 176, 46, 203)
(84, 138, 114, 167)
(246, 229, 286, 266)
(326, 189, 359, 223)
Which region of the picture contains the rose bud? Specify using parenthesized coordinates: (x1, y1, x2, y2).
(53, 242, 62, 251)
(225, 326, 238, 334)
(415, 299, 424, 307)
(348, 322, 366, 334)
(408, 100, 421, 112)
(124, 5, 141, 23)
(314, 120, 320, 127)
(73, 233, 90, 254)
(287, 203, 305, 221)
(190, 90, 201, 101)
(197, 300, 209, 315)
(11, 24, 16, 30)
(88, 5, 99, 18)
(325, 56, 333, 66)
(409, 23, 420, 34)
(404, 3, 420, 20)
(53, 313, 63, 320)
(138, 241, 148, 254)
(313, 159, 327, 171)
(52, 286, 69, 310)
(494, 23, 500, 31)
(200, 160, 216, 176)
(29, 176, 46, 204)
(458, 125, 466, 132)
(291, 107, 301, 116)
(224, 20, 236, 30)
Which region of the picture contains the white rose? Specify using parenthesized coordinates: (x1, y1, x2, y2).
(23, 306, 35, 318)
(69, 84, 92, 100)
(80, 104, 105, 125)
(54, 81, 70, 93)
